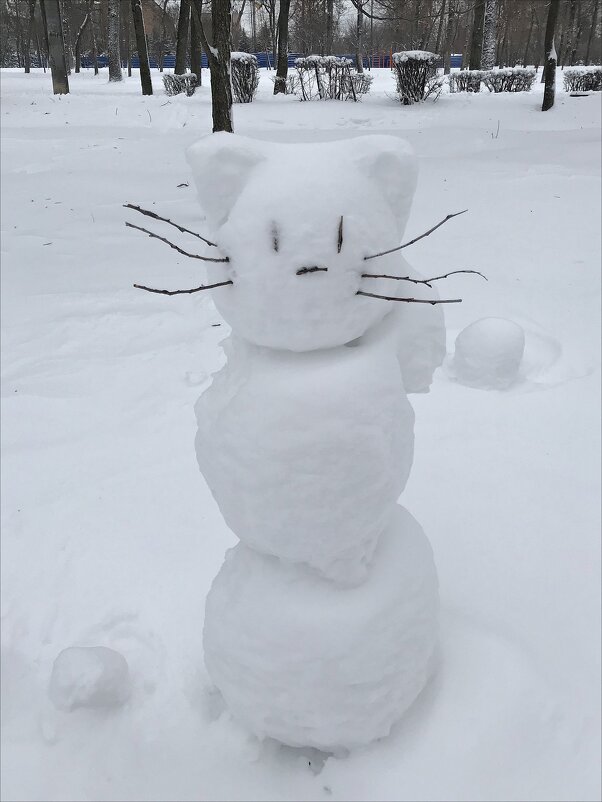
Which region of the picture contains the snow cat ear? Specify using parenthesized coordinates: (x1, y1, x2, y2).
(186, 133, 266, 228)
(351, 136, 418, 237)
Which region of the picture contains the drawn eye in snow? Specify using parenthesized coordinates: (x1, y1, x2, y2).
(124, 203, 485, 302)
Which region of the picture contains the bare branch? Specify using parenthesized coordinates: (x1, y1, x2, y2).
(124, 203, 217, 247)
(125, 222, 229, 263)
(134, 280, 233, 295)
(296, 266, 328, 275)
(361, 268, 488, 286)
(364, 210, 468, 262)
(337, 216, 343, 253)
(357, 290, 461, 304)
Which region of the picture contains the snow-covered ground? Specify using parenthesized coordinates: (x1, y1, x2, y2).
(1, 67, 600, 801)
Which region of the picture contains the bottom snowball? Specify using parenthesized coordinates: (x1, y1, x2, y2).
(203, 506, 439, 751)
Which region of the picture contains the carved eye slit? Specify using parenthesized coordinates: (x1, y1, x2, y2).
(271, 222, 279, 253)
(337, 216, 343, 253)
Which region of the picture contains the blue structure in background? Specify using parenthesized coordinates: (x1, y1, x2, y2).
(81, 52, 463, 71)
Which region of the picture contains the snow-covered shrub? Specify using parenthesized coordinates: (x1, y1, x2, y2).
(563, 66, 602, 92)
(162, 72, 198, 97)
(392, 50, 442, 104)
(481, 67, 536, 93)
(293, 55, 367, 101)
(448, 69, 483, 93)
(231, 52, 260, 103)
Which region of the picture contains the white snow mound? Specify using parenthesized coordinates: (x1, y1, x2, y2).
(452, 317, 525, 389)
(195, 330, 414, 584)
(203, 505, 439, 752)
(48, 646, 131, 712)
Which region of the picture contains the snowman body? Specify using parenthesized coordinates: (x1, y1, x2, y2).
(189, 134, 442, 751)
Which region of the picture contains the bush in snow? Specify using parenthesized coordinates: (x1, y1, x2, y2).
(448, 69, 484, 93)
(392, 51, 442, 105)
(563, 66, 602, 93)
(481, 67, 536, 93)
(231, 52, 260, 103)
(162, 72, 198, 97)
(293, 55, 370, 101)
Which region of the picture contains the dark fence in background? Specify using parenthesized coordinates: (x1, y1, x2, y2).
(80, 53, 464, 70)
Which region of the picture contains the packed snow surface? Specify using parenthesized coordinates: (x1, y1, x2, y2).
(1, 68, 600, 801)
(48, 646, 131, 711)
(452, 317, 525, 389)
(204, 505, 438, 751)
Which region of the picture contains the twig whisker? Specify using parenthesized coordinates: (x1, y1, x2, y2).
(363, 209, 468, 261)
(125, 221, 229, 263)
(357, 290, 461, 304)
(134, 280, 233, 296)
(124, 203, 217, 247)
(361, 268, 487, 285)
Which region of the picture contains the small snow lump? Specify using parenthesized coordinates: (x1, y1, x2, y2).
(49, 646, 131, 711)
(452, 317, 525, 389)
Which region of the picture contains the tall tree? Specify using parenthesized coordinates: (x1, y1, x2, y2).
(190, 5, 202, 81)
(175, 0, 191, 74)
(74, 9, 91, 72)
(88, 0, 99, 75)
(355, 0, 364, 73)
(325, 0, 334, 53)
(584, 0, 598, 64)
(468, 0, 485, 69)
(24, 0, 37, 74)
(42, 0, 69, 93)
(108, 0, 122, 81)
(542, 0, 560, 111)
(130, 0, 152, 94)
(192, 0, 233, 133)
(481, 0, 497, 69)
(274, 0, 292, 93)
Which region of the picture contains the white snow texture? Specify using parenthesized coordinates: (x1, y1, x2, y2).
(191, 134, 441, 750)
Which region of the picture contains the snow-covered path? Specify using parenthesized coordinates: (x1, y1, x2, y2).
(1, 68, 600, 801)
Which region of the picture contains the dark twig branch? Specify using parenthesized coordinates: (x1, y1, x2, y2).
(124, 203, 217, 247)
(357, 290, 461, 304)
(296, 266, 328, 275)
(364, 209, 468, 261)
(134, 280, 233, 295)
(125, 222, 229, 263)
(361, 268, 488, 286)
(337, 216, 343, 253)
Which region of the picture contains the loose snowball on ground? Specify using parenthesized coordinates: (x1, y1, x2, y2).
(452, 317, 525, 390)
(203, 505, 439, 752)
(49, 646, 131, 711)
(195, 330, 414, 585)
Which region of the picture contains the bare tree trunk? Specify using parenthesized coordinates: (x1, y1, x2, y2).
(24, 0, 37, 73)
(40, 0, 50, 57)
(192, 0, 233, 133)
(584, 0, 598, 64)
(356, 0, 364, 73)
(158, 0, 168, 71)
(126, 5, 132, 76)
(74, 11, 90, 72)
(542, 0, 559, 111)
(42, 0, 69, 93)
(35, 29, 45, 71)
(521, 8, 534, 66)
(175, 0, 190, 74)
(325, 0, 334, 53)
(570, 0, 583, 65)
(130, 0, 152, 93)
(108, 0, 123, 81)
(59, 0, 73, 73)
(443, 0, 457, 74)
(481, 0, 497, 69)
(190, 6, 202, 81)
(274, 0, 291, 94)
(560, 0, 577, 66)
(469, 0, 485, 69)
(435, 0, 446, 56)
(88, 0, 98, 74)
